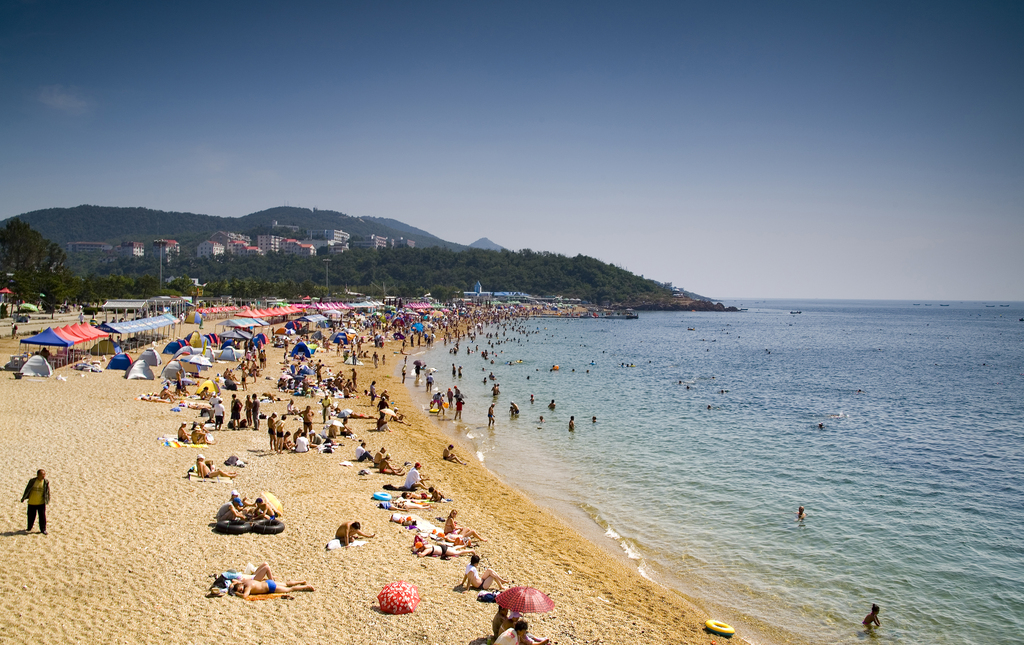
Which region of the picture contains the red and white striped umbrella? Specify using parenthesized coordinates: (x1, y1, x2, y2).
(377, 581, 420, 614)
(495, 586, 555, 613)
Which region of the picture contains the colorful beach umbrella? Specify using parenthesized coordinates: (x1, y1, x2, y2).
(261, 491, 284, 516)
(496, 587, 555, 613)
(377, 581, 420, 615)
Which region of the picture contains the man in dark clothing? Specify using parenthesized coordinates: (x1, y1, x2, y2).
(21, 469, 50, 534)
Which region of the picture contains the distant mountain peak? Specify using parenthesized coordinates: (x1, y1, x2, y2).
(469, 237, 504, 251)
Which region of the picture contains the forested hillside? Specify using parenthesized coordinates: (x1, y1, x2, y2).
(69, 246, 668, 303)
(11, 205, 465, 251)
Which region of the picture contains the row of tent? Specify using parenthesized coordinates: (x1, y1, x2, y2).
(19, 314, 179, 351)
(162, 332, 267, 356)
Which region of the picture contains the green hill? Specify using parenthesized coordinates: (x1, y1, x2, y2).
(9, 205, 465, 252)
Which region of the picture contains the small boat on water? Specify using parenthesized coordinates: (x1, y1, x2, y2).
(940, 304, 949, 306)
(790, 311, 802, 314)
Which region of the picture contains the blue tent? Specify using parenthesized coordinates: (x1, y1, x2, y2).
(106, 353, 133, 370)
(220, 339, 235, 349)
(19, 327, 74, 348)
(253, 333, 268, 347)
(291, 342, 312, 358)
(162, 339, 187, 355)
(285, 321, 299, 330)
(331, 332, 349, 344)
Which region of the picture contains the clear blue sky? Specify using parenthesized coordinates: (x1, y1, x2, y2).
(2, 1, 1021, 300)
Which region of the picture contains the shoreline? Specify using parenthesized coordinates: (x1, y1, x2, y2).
(0, 321, 729, 644)
(402, 324, 809, 645)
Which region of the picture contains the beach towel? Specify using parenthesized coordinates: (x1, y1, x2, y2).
(326, 539, 366, 550)
(243, 593, 293, 601)
(188, 474, 232, 483)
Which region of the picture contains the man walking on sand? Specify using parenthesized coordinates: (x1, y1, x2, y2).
(21, 469, 50, 534)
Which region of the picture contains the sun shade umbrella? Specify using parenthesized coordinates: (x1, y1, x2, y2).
(261, 491, 284, 516)
(378, 581, 420, 614)
(181, 355, 213, 367)
(380, 408, 397, 418)
(413, 360, 424, 366)
(496, 587, 555, 613)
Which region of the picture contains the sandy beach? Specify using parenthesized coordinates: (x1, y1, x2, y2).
(0, 322, 731, 645)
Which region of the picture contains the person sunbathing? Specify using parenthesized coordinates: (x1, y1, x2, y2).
(459, 555, 508, 590)
(195, 455, 236, 479)
(429, 487, 447, 502)
(190, 422, 216, 445)
(252, 497, 278, 521)
(444, 509, 486, 542)
(390, 498, 432, 510)
(378, 455, 405, 476)
(412, 535, 475, 559)
(495, 620, 549, 645)
(225, 563, 313, 598)
(443, 445, 467, 465)
(158, 386, 176, 401)
(335, 521, 375, 546)
(177, 423, 191, 443)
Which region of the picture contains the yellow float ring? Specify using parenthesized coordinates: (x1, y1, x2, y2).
(705, 620, 735, 636)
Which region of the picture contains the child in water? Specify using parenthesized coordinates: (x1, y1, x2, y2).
(863, 604, 881, 628)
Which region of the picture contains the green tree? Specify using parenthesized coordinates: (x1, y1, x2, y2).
(0, 218, 67, 274)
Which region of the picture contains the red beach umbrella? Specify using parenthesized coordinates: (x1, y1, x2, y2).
(377, 581, 420, 614)
(495, 586, 555, 613)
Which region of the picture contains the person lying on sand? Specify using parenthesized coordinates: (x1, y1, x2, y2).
(460, 555, 509, 591)
(412, 535, 475, 559)
(335, 521, 375, 546)
(195, 455, 236, 479)
(224, 563, 314, 598)
(443, 445, 467, 465)
(429, 487, 447, 502)
(389, 498, 432, 510)
(445, 509, 487, 542)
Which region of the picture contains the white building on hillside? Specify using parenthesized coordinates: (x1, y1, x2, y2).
(197, 240, 225, 257)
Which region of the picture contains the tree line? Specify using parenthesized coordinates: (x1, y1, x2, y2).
(1, 219, 672, 311)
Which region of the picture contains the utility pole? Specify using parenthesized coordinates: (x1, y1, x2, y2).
(154, 240, 166, 291)
(323, 258, 331, 298)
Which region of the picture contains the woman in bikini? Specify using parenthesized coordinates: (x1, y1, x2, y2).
(445, 510, 487, 542)
(412, 535, 474, 559)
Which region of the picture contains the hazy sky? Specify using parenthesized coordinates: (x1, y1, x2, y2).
(2, 1, 1022, 300)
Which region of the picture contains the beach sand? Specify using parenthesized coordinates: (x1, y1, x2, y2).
(0, 324, 730, 644)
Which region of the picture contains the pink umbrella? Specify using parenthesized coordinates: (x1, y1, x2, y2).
(495, 586, 555, 613)
(378, 581, 420, 614)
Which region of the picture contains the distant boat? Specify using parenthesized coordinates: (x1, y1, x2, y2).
(999, 305, 1009, 307)
(939, 304, 949, 306)
(790, 311, 802, 314)
(687, 327, 695, 331)
(912, 303, 921, 306)
(739, 308, 748, 311)
(985, 305, 995, 308)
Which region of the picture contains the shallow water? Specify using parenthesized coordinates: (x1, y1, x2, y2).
(410, 300, 1024, 645)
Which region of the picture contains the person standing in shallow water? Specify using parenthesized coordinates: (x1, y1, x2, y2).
(568, 416, 575, 431)
(21, 469, 50, 534)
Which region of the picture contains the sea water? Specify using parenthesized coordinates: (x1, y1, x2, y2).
(406, 300, 1024, 645)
